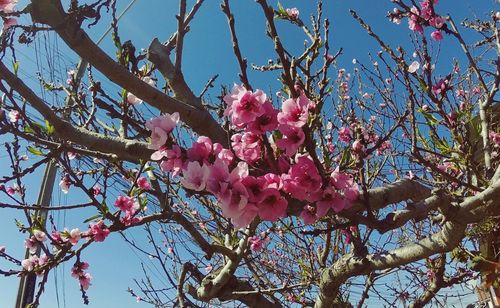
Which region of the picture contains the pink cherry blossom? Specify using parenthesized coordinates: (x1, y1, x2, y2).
(216, 148, 234, 165)
(316, 188, 338, 217)
(91, 184, 101, 196)
(408, 15, 424, 33)
(79, 272, 93, 290)
(67, 228, 81, 245)
(187, 136, 212, 162)
(286, 8, 299, 20)
(248, 235, 269, 252)
(376, 141, 392, 155)
(6, 186, 15, 195)
(89, 221, 110, 242)
(351, 140, 365, 154)
(282, 155, 322, 202)
(21, 255, 39, 271)
(0, 0, 17, 13)
(242, 176, 266, 203)
(34, 230, 47, 242)
(126, 92, 142, 105)
(136, 176, 150, 191)
(300, 205, 318, 224)
(231, 203, 258, 228)
(206, 158, 231, 195)
(408, 61, 420, 73)
(247, 101, 279, 134)
(432, 78, 448, 95)
(51, 231, 63, 244)
(231, 132, 262, 163)
(344, 184, 359, 202)
(277, 95, 311, 127)
(330, 167, 354, 190)
(429, 16, 445, 28)
(490, 131, 500, 144)
(219, 180, 249, 219)
(152, 145, 184, 176)
(145, 112, 180, 150)
(276, 124, 305, 156)
(71, 262, 92, 290)
(37, 254, 48, 267)
(122, 212, 142, 226)
(71, 262, 88, 278)
(257, 189, 288, 221)
(263, 173, 282, 190)
(9, 109, 20, 123)
(24, 237, 37, 253)
(59, 175, 71, 194)
(215, 163, 254, 225)
(431, 30, 443, 41)
(181, 161, 210, 191)
(224, 84, 266, 128)
(338, 127, 352, 142)
(115, 195, 137, 214)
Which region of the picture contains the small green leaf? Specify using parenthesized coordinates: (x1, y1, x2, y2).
(12, 61, 20, 76)
(45, 120, 55, 135)
(421, 111, 440, 125)
(277, 2, 286, 15)
(83, 214, 102, 223)
(27, 146, 43, 156)
(144, 165, 155, 172)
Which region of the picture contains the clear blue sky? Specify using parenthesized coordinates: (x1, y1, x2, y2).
(0, 0, 497, 307)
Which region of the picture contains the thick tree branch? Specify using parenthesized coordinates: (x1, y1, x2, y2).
(0, 61, 151, 162)
(147, 39, 202, 110)
(347, 179, 432, 214)
(314, 178, 500, 308)
(29, 0, 227, 145)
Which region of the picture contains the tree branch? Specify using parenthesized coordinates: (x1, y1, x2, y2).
(29, 0, 227, 145)
(0, 61, 151, 162)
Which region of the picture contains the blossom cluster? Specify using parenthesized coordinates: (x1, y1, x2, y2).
(147, 84, 359, 227)
(389, 0, 445, 41)
(71, 261, 92, 290)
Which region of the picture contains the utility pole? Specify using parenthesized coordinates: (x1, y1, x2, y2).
(15, 161, 57, 308)
(14, 1, 138, 306)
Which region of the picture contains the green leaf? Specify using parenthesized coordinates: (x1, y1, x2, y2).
(27, 146, 43, 156)
(421, 110, 440, 125)
(12, 61, 20, 76)
(24, 126, 34, 134)
(144, 165, 155, 172)
(277, 2, 286, 15)
(45, 120, 55, 135)
(83, 214, 102, 223)
(100, 201, 109, 214)
(339, 148, 352, 167)
(417, 77, 428, 92)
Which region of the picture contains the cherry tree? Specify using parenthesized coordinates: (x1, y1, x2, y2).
(0, 0, 499, 307)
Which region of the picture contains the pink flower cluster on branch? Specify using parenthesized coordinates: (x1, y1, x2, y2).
(147, 85, 359, 227)
(390, 0, 446, 41)
(71, 261, 92, 290)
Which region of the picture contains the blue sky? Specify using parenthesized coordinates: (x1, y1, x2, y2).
(0, 0, 498, 307)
